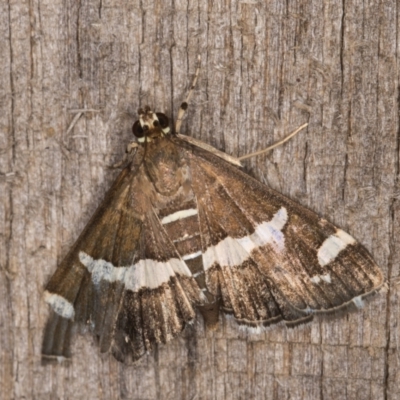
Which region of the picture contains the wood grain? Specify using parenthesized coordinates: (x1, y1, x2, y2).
(1, 0, 398, 399)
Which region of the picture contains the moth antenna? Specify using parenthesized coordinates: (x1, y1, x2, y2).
(175, 55, 201, 134)
(238, 123, 308, 161)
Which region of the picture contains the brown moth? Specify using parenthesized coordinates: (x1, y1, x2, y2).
(42, 65, 384, 364)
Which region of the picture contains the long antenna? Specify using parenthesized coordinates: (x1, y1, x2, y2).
(238, 123, 308, 161)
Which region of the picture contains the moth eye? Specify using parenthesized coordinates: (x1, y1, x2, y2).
(156, 113, 169, 128)
(132, 120, 144, 138)
(153, 120, 160, 127)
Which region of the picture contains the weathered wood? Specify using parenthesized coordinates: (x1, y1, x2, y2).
(1, 0, 398, 399)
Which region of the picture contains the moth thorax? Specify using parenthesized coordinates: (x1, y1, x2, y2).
(132, 106, 170, 143)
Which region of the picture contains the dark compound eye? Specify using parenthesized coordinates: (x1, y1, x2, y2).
(156, 113, 169, 128)
(132, 120, 144, 138)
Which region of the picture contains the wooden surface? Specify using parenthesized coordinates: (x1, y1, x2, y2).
(1, 0, 399, 399)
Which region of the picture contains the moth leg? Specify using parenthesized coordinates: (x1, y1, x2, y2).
(175, 55, 201, 134)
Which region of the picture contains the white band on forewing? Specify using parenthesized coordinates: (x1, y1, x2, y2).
(317, 229, 356, 266)
(79, 252, 126, 284)
(79, 251, 192, 292)
(44, 291, 75, 319)
(203, 207, 288, 270)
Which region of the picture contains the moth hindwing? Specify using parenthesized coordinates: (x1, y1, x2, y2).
(42, 105, 384, 364)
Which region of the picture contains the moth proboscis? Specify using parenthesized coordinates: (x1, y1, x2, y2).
(42, 60, 384, 364)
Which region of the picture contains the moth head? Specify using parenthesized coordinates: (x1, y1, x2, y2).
(132, 105, 170, 143)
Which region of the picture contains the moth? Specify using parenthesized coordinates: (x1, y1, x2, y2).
(42, 65, 384, 364)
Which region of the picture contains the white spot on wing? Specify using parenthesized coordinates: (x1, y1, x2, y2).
(310, 275, 321, 284)
(321, 273, 331, 283)
(161, 208, 198, 225)
(318, 229, 356, 266)
(44, 291, 75, 319)
(203, 207, 288, 270)
(352, 295, 364, 308)
(310, 273, 331, 284)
